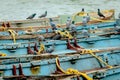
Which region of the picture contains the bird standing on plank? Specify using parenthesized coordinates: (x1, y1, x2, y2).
(38, 11, 47, 18)
(49, 18, 57, 30)
(118, 13, 120, 19)
(26, 13, 36, 19)
(66, 17, 72, 30)
(97, 9, 105, 18)
(86, 13, 90, 22)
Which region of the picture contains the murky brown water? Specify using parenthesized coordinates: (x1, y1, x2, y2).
(0, 0, 119, 21)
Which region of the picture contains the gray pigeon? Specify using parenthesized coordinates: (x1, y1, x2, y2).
(46, 44, 55, 53)
(38, 11, 47, 18)
(26, 13, 36, 19)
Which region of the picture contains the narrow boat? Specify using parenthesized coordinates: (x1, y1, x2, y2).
(1, 46, 120, 80)
(73, 9, 114, 20)
(0, 9, 115, 31)
(0, 29, 119, 56)
(0, 20, 119, 56)
(0, 21, 117, 41)
(0, 10, 119, 80)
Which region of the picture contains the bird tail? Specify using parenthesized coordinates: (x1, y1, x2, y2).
(103, 15, 105, 18)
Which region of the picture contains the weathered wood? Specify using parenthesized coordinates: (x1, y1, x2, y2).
(0, 29, 119, 40)
(0, 9, 115, 31)
(0, 33, 55, 40)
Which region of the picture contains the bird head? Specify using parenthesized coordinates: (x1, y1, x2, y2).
(82, 8, 84, 12)
(33, 13, 36, 16)
(45, 11, 47, 14)
(98, 9, 100, 11)
(72, 21, 75, 24)
(67, 17, 71, 21)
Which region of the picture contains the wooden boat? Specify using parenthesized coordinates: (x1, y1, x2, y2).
(0, 10, 120, 80)
(73, 9, 115, 21)
(0, 20, 120, 80)
(0, 29, 119, 56)
(0, 21, 119, 57)
(1, 46, 120, 80)
(0, 21, 117, 41)
(0, 9, 115, 32)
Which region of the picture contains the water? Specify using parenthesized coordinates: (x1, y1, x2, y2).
(0, 0, 119, 21)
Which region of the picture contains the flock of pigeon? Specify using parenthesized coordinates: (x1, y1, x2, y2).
(26, 9, 106, 20)
(26, 11, 47, 19)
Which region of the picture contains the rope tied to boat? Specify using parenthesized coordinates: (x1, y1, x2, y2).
(56, 30, 73, 39)
(29, 26, 33, 31)
(7, 29, 18, 43)
(56, 57, 93, 80)
(0, 51, 7, 56)
(0, 26, 7, 31)
(81, 49, 113, 68)
(25, 26, 35, 34)
(37, 43, 45, 54)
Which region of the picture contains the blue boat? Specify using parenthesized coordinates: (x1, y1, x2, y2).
(0, 20, 119, 56)
(0, 19, 120, 80)
(0, 46, 120, 80)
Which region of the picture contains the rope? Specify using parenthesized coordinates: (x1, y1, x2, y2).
(25, 26, 34, 34)
(0, 26, 7, 31)
(56, 57, 93, 80)
(81, 49, 113, 68)
(0, 52, 7, 56)
(8, 29, 17, 43)
(56, 30, 73, 39)
(30, 66, 40, 74)
(72, 11, 86, 21)
(37, 43, 45, 54)
(29, 26, 33, 31)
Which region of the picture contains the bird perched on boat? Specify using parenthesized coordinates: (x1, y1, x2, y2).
(86, 13, 90, 22)
(37, 35, 45, 41)
(118, 13, 120, 19)
(82, 29, 90, 38)
(70, 21, 77, 36)
(26, 13, 36, 19)
(82, 8, 84, 12)
(66, 17, 72, 30)
(77, 8, 85, 16)
(46, 44, 55, 53)
(38, 11, 47, 18)
(82, 16, 87, 27)
(49, 18, 57, 30)
(97, 9, 105, 18)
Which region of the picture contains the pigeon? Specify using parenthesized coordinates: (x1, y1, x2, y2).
(97, 9, 105, 18)
(46, 44, 55, 53)
(82, 16, 87, 27)
(49, 18, 57, 30)
(86, 13, 90, 22)
(118, 13, 120, 18)
(38, 11, 47, 18)
(82, 8, 84, 12)
(77, 8, 84, 16)
(66, 17, 72, 29)
(26, 13, 36, 19)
